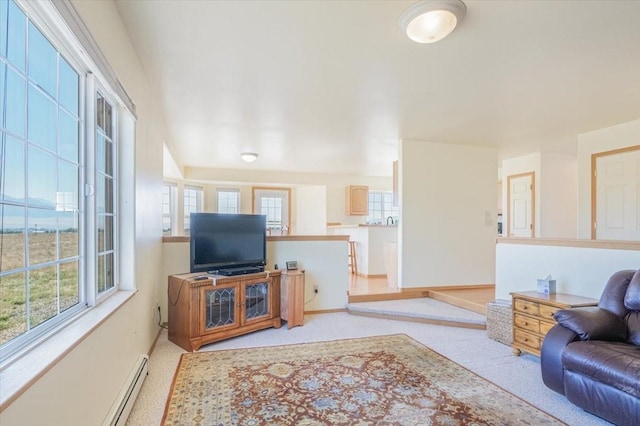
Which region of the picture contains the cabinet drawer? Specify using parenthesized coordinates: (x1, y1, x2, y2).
(514, 329, 541, 350)
(539, 320, 556, 335)
(514, 314, 540, 333)
(539, 304, 558, 321)
(514, 299, 540, 316)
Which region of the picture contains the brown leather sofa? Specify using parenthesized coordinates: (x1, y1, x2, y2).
(540, 269, 640, 426)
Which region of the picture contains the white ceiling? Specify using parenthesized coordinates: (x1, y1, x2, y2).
(114, 0, 640, 177)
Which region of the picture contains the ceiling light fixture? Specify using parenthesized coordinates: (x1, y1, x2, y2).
(241, 152, 258, 163)
(399, 0, 466, 44)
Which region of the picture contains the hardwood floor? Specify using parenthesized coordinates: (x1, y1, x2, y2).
(348, 273, 495, 315)
(348, 274, 400, 296)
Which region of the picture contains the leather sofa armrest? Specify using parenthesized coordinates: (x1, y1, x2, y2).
(554, 307, 628, 341)
(541, 324, 579, 395)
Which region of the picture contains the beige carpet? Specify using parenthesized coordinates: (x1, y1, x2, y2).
(162, 334, 564, 425)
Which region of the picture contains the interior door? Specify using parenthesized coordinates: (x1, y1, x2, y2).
(594, 147, 640, 240)
(507, 172, 535, 237)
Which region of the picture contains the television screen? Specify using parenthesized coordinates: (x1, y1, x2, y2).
(190, 213, 267, 273)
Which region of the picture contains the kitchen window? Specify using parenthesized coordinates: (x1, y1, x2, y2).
(366, 191, 398, 225)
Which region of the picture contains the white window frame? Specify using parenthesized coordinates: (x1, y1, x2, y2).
(183, 185, 203, 234)
(0, 0, 135, 364)
(252, 187, 290, 232)
(162, 183, 176, 235)
(366, 190, 399, 225)
(216, 187, 240, 214)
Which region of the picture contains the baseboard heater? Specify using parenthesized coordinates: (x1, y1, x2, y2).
(103, 354, 149, 426)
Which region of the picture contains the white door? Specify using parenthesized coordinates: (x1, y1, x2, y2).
(508, 173, 534, 237)
(595, 148, 640, 241)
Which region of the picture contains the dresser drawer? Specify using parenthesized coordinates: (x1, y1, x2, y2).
(539, 304, 558, 321)
(514, 313, 540, 333)
(514, 329, 541, 350)
(539, 320, 556, 335)
(514, 299, 540, 316)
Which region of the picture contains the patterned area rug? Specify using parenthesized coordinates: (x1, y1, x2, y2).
(162, 334, 564, 425)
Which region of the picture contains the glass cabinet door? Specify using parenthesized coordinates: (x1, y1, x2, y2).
(244, 281, 270, 321)
(202, 286, 237, 332)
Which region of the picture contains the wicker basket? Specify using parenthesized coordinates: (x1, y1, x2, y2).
(486, 299, 512, 346)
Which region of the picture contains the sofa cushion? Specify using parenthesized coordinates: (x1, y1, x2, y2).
(562, 341, 640, 398)
(554, 307, 628, 342)
(625, 269, 640, 310)
(599, 270, 635, 317)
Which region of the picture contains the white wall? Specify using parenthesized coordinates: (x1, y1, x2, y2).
(539, 152, 578, 238)
(266, 240, 348, 311)
(160, 239, 349, 314)
(1, 1, 166, 424)
(495, 241, 640, 300)
(294, 185, 327, 235)
(577, 119, 640, 238)
(400, 140, 497, 288)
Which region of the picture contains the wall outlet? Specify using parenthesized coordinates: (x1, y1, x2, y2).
(313, 284, 319, 293)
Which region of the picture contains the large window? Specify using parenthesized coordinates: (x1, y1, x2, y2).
(0, 0, 129, 361)
(217, 188, 239, 214)
(366, 191, 399, 225)
(183, 186, 202, 234)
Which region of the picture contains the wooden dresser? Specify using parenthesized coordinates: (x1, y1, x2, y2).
(510, 291, 598, 356)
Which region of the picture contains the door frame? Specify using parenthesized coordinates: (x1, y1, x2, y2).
(591, 145, 640, 239)
(506, 171, 535, 238)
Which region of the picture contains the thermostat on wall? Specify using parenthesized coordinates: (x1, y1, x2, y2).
(286, 261, 298, 270)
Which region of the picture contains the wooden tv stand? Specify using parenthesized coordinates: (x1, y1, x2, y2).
(168, 271, 281, 351)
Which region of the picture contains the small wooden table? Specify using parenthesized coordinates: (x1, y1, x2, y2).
(280, 270, 305, 329)
(510, 291, 598, 357)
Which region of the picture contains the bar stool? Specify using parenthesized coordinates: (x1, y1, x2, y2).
(348, 241, 358, 275)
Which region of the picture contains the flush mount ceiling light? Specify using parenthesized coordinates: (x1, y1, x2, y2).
(241, 152, 258, 163)
(399, 0, 466, 44)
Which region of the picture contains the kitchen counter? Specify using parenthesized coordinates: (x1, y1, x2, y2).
(327, 225, 397, 277)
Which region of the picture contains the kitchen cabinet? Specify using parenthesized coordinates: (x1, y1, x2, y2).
(346, 185, 368, 215)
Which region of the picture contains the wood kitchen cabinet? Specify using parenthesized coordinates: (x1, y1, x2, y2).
(168, 271, 281, 351)
(346, 185, 368, 215)
(280, 270, 305, 329)
(510, 291, 597, 357)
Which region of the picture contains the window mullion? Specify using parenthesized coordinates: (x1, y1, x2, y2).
(84, 72, 96, 306)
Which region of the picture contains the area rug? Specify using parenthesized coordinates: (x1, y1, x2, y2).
(162, 334, 564, 425)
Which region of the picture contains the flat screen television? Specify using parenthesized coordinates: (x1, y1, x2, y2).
(190, 213, 267, 274)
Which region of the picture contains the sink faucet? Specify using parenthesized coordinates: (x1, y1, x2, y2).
(386, 216, 394, 225)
